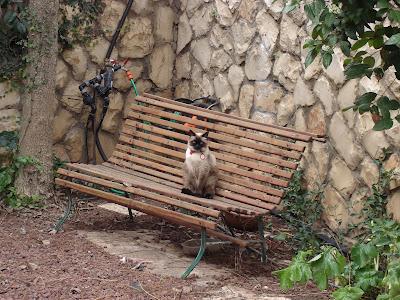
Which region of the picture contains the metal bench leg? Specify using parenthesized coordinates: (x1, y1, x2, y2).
(128, 208, 134, 222)
(53, 189, 75, 233)
(181, 228, 207, 279)
(258, 216, 267, 263)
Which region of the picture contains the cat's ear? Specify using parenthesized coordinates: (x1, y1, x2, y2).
(202, 131, 209, 139)
(188, 129, 196, 136)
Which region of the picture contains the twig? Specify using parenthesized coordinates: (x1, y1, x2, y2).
(131, 280, 160, 300)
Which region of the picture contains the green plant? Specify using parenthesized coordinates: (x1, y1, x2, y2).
(274, 163, 399, 299)
(278, 170, 324, 250)
(1, 0, 104, 87)
(274, 220, 400, 299)
(284, 0, 400, 130)
(0, 131, 42, 208)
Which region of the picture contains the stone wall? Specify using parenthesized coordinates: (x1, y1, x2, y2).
(173, 0, 400, 230)
(0, 0, 399, 231)
(53, 0, 177, 162)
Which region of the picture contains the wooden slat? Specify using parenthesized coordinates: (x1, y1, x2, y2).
(117, 134, 285, 197)
(134, 95, 313, 141)
(106, 156, 278, 210)
(115, 143, 285, 198)
(130, 103, 305, 152)
(67, 163, 264, 215)
(112, 150, 282, 203)
(124, 120, 293, 179)
(56, 178, 217, 230)
(101, 163, 269, 215)
(58, 168, 220, 218)
(144, 93, 324, 139)
(120, 128, 290, 188)
(128, 110, 301, 160)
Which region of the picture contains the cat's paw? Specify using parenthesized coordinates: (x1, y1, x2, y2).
(203, 193, 214, 199)
(181, 188, 193, 195)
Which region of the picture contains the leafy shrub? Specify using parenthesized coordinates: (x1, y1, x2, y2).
(0, 131, 42, 208)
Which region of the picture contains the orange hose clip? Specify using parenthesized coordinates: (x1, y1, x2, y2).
(126, 70, 134, 80)
(184, 115, 197, 128)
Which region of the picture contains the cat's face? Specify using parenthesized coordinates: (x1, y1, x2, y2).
(188, 130, 209, 152)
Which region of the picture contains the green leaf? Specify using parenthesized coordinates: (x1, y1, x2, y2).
(305, 49, 318, 68)
(340, 41, 351, 56)
(283, 2, 298, 13)
(373, 118, 394, 131)
(377, 0, 389, 8)
(332, 286, 364, 300)
(273, 251, 313, 290)
(4, 10, 17, 25)
(345, 64, 370, 80)
(363, 56, 375, 68)
(385, 33, 400, 46)
(388, 9, 400, 23)
(354, 269, 383, 291)
(388, 99, 400, 110)
(369, 37, 385, 49)
(351, 39, 368, 51)
(396, 115, 400, 123)
(355, 92, 377, 106)
(322, 52, 333, 68)
(310, 246, 346, 290)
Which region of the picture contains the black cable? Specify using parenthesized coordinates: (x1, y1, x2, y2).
(105, 0, 134, 60)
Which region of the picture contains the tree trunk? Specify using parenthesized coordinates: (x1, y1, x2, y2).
(16, 0, 59, 199)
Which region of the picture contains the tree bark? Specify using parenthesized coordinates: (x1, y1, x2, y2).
(16, 0, 59, 198)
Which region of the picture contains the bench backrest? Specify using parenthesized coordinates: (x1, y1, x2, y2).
(108, 93, 317, 212)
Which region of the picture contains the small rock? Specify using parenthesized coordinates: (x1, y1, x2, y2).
(182, 286, 193, 293)
(20, 227, 26, 235)
(70, 287, 81, 294)
(18, 265, 28, 270)
(28, 262, 39, 270)
(42, 240, 50, 245)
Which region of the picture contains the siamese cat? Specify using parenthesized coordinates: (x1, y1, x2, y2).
(182, 130, 218, 199)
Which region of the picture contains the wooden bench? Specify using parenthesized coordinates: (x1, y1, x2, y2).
(55, 93, 322, 278)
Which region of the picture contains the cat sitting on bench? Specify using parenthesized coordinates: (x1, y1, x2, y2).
(182, 130, 218, 199)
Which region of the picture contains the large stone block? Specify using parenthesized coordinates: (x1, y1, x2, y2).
(322, 185, 350, 231)
(102, 93, 124, 134)
(215, 0, 235, 26)
(337, 80, 358, 128)
(214, 74, 235, 112)
(119, 17, 154, 59)
(55, 59, 70, 91)
(176, 52, 192, 80)
(0, 109, 20, 132)
(191, 38, 211, 70)
(61, 80, 84, 113)
(360, 157, 379, 188)
(256, 10, 279, 52)
(277, 94, 295, 126)
(210, 49, 233, 72)
(0, 82, 20, 110)
(62, 46, 88, 81)
(362, 130, 390, 159)
(273, 52, 301, 91)
(189, 5, 213, 37)
(238, 0, 261, 22)
(245, 41, 273, 81)
(306, 103, 326, 136)
(149, 44, 175, 89)
(100, 1, 126, 39)
(154, 6, 175, 42)
(293, 78, 315, 107)
(313, 76, 335, 116)
(238, 84, 254, 118)
(210, 24, 234, 54)
(387, 190, 400, 222)
(64, 126, 84, 162)
(329, 157, 357, 198)
(329, 112, 363, 170)
(279, 15, 301, 56)
(232, 19, 256, 55)
(177, 13, 192, 54)
(53, 108, 76, 143)
(228, 65, 245, 102)
(87, 37, 118, 65)
(253, 80, 284, 113)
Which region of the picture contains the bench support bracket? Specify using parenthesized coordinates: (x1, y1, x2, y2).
(258, 216, 267, 263)
(53, 189, 76, 233)
(181, 228, 207, 279)
(128, 208, 134, 221)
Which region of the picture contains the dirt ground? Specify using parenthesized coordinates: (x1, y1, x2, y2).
(0, 195, 329, 300)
